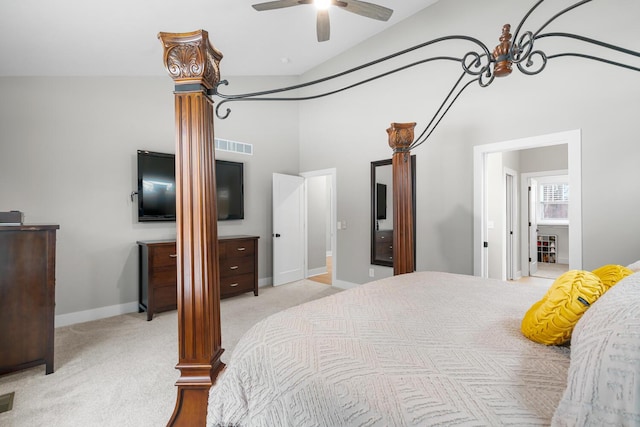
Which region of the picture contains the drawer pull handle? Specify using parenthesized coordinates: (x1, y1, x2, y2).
(230, 283, 239, 287)
(236, 247, 246, 251)
(169, 254, 177, 258)
(230, 266, 239, 270)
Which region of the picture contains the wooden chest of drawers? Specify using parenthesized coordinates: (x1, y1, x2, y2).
(0, 225, 59, 376)
(137, 235, 259, 320)
(137, 240, 177, 321)
(219, 235, 259, 299)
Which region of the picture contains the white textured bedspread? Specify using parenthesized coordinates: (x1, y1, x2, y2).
(207, 271, 570, 426)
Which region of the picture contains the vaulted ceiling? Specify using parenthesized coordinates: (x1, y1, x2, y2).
(0, 0, 440, 77)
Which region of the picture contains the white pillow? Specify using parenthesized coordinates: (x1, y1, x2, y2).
(551, 272, 640, 426)
(627, 259, 640, 272)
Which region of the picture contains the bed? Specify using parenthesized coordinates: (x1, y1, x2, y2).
(156, 6, 640, 424)
(209, 269, 640, 426)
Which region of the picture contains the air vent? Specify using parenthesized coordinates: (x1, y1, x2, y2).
(215, 138, 253, 155)
(0, 392, 14, 414)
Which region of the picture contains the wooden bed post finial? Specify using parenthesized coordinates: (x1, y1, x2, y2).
(387, 122, 416, 276)
(159, 29, 225, 427)
(492, 24, 513, 78)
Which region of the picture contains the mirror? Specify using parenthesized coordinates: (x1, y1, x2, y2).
(370, 156, 416, 267)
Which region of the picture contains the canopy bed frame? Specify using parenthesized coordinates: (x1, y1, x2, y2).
(158, 1, 638, 424)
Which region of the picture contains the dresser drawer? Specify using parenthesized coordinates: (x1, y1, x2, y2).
(149, 244, 177, 268)
(153, 284, 177, 311)
(220, 273, 255, 295)
(150, 265, 177, 287)
(219, 239, 255, 259)
(220, 256, 255, 278)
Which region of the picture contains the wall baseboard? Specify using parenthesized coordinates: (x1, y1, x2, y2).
(55, 301, 139, 328)
(307, 267, 328, 277)
(55, 275, 347, 327)
(332, 279, 359, 290)
(258, 277, 272, 287)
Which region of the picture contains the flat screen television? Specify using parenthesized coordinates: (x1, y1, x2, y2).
(376, 183, 387, 220)
(215, 160, 244, 220)
(136, 150, 244, 222)
(137, 150, 176, 222)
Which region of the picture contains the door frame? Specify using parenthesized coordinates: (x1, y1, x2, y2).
(300, 168, 337, 286)
(473, 129, 582, 277)
(504, 167, 518, 280)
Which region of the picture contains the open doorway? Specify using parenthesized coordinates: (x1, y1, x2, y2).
(473, 129, 582, 279)
(524, 172, 570, 280)
(301, 169, 337, 286)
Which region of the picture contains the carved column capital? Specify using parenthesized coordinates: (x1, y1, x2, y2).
(387, 122, 416, 152)
(158, 30, 223, 89)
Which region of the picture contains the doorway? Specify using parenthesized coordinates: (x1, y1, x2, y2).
(301, 169, 337, 286)
(473, 129, 582, 279)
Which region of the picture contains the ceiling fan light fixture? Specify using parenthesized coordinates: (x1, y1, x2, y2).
(314, 0, 331, 10)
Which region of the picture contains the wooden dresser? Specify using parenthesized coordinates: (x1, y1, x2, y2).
(0, 224, 59, 376)
(137, 235, 259, 320)
(218, 235, 259, 299)
(374, 229, 394, 264)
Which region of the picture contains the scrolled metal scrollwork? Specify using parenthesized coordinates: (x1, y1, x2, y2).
(209, 0, 639, 146)
(517, 49, 548, 75)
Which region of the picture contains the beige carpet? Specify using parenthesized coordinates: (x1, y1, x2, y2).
(0, 280, 341, 427)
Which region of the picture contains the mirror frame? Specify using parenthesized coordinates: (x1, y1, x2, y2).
(370, 156, 416, 267)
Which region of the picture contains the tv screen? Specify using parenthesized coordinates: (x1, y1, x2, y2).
(376, 183, 387, 220)
(136, 151, 244, 222)
(137, 150, 176, 222)
(216, 160, 244, 221)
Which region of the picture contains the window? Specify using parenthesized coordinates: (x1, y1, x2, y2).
(538, 177, 569, 224)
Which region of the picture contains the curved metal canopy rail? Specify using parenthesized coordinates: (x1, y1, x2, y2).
(211, 0, 639, 148)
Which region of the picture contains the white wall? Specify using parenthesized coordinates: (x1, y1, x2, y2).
(0, 75, 300, 320)
(2, 0, 639, 320)
(297, 0, 640, 283)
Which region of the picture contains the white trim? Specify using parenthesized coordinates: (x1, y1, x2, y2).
(258, 277, 273, 287)
(474, 129, 582, 277)
(332, 279, 358, 290)
(503, 167, 518, 281)
(308, 266, 328, 277)
(55, 301, 139, 328)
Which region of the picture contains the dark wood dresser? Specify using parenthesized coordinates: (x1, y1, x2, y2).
(218, 235, 259, 299)
(137, 240, 177, 321)
(137, 235, 259, 320)
(374, 229, 394, 264)
(0, 224, 59, 376)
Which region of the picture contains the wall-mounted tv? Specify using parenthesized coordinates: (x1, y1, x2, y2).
(136, 150, 244, 222)
(376, 183, 387, 220)
(215, 160, 244, 221)
(137, 150, 176, 222)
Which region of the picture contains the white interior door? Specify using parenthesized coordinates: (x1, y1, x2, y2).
(505, 171, 515, 280)
(529, 178, 538, 275)
(272, 173, 305, 286)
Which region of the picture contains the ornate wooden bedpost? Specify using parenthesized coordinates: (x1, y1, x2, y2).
(387, 122, 416, 275)
(158, 30, 224, 427)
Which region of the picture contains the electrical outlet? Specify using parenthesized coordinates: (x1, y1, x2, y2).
(369, 268, 375, 277)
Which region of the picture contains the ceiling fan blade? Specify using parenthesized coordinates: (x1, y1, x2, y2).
(317, 9, 330, 42)
(252, 0, 302, 12)
(342, 0, 393, 21)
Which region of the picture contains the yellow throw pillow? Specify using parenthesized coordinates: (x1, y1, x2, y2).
(521, 270, 605, 345)
(592, 264, 634, 290)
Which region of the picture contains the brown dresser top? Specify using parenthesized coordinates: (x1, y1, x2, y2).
(0, 224, 60, 232)
(137, 235, 259, 246)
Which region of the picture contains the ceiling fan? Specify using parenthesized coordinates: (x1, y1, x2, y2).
(252, 0, 394, 42)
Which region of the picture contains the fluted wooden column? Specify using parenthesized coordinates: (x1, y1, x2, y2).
(158, 30, 224, 427)
(387, 122, 416, 275)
